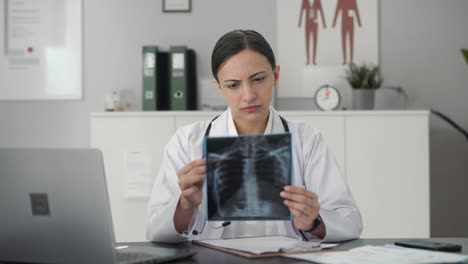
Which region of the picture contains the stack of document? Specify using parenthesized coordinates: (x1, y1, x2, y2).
(197, 236, 338, 254)
(286, 244, 468, 264)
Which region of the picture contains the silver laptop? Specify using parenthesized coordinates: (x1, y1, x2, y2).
(0, 148, 195, 264)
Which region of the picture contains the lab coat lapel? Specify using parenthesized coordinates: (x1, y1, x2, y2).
(271, 108, 288, 134)
(208, 109, 230, 137)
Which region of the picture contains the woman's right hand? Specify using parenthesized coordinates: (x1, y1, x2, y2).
(177, 159, 206, 210)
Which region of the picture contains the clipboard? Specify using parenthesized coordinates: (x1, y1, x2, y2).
(194, 239, 348, 259)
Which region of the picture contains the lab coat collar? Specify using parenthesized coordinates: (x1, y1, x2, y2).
(227, 108, 273, 136)
(209, 107, 286, 137)
(270, 107, 288, 134)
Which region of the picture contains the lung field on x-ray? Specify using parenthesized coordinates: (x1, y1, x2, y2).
(206, 133, 291, 220)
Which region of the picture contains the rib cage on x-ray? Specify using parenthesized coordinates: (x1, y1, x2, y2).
(206, 134, 291, 220)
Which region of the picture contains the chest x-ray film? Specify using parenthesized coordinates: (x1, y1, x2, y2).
(204, 133, 292, 221)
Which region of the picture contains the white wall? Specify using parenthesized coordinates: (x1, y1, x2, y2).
(279, 0, 468, 237)
(379, 0, 468, 238)
(0, 0, 276, 147)
(1, 0, 468, 237)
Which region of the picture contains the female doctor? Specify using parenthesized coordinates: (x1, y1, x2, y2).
(146, 29, 362, 243)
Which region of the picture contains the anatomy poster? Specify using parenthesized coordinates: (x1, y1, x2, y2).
(277, 0, 379, 98)
(205, 133, 292, 221)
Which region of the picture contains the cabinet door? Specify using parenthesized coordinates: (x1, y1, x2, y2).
(345, 114, 429, 238)
(91, 115, 175, 242)
(175, 113, 220, 129)
(281, 114, 346, 175)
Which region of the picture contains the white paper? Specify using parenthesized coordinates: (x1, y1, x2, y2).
(198, 236, 337, 254)
(286, 244, 468, 264)
(1, 0, 82, 100)
(124, 151, 152, 198)
(6, 0, 64, 57)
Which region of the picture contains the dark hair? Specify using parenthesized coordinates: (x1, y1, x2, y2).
(211, 30, 276, 82)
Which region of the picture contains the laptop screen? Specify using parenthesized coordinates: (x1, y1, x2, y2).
(0, 148, 120, 263)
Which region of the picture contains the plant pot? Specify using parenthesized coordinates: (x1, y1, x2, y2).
(352, 89, 375, 110)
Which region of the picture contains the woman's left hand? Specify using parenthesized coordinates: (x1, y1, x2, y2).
(280, 185, 320, 231)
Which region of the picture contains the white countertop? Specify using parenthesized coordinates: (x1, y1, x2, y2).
(91, 110, 430, 117)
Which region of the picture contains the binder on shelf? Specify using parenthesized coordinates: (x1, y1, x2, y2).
(142, 46, 158, 111)
(169, 46, 197, 110)
(142, 46, 169, 111)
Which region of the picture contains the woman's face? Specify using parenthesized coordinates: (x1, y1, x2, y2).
(216, 49, 280, 124)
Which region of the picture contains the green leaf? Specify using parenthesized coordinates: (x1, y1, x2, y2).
(462, 49, 468, 64)
(345, 63, 383, 89)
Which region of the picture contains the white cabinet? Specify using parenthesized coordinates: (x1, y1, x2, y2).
(282, 114, 346, 176)
(90, 111, 429, 242)
(345, 113, 430, 238)
(90, 113, 175, 242)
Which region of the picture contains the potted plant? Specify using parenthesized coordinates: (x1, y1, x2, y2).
(462, 49, 468, 64)
(345, 63, 383, 110)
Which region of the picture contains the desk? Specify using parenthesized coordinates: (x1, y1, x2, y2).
(126, 238, 468, 263)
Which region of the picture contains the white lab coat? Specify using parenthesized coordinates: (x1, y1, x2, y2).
(146, 108, 362, 243)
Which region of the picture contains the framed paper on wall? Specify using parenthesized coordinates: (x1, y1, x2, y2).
(0, 0, 82, 100)
(276, 0, 379, 99)
(163, 0, 191, 13)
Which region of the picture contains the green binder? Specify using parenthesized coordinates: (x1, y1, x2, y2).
(142, 46, 158, 111)
(169, 46, 197, 110)
(170, 46, 188, 110)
